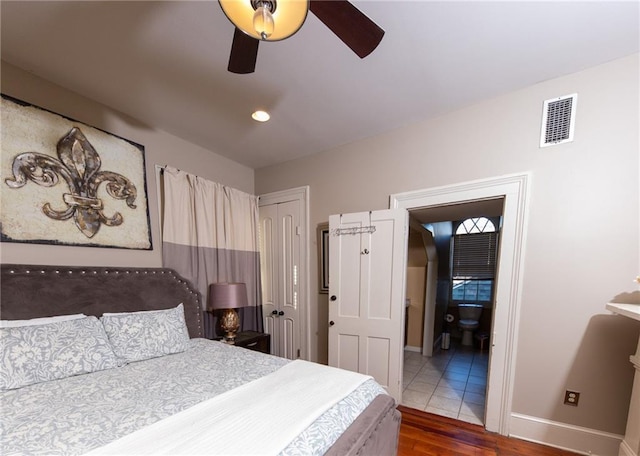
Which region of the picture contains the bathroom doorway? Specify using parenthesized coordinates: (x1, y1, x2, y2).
(402, 200, 503, 424)
(390, 173, 530, 435)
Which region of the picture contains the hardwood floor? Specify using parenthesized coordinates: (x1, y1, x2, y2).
(397, 405, 579, 456)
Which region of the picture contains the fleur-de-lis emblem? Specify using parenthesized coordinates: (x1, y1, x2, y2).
(5, 127, 137, 238)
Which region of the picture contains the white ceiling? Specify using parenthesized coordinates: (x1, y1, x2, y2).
(1, 1, 638, 170)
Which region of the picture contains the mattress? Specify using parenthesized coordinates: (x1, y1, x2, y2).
(0, 338, 385, 455)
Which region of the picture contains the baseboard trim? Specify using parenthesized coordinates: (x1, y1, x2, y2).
(510, 413, 623, 456)
(619, 440, 638, 456)
(404, 345, 422, 353)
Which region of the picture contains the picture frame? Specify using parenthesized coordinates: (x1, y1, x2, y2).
(317, 222, 329, 293)
(1, 94, 152, 250)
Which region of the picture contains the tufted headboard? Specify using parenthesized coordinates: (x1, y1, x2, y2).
(0, 264, 203, 338)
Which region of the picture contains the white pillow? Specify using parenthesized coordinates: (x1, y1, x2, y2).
(100, 304, 190, 364)
(0, 313, 87, 328)
(0, 316, 120, 391)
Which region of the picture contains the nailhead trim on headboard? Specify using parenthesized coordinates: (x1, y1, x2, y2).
(1, 265, 204, 338)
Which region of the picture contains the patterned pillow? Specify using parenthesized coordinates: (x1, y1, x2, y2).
(0, 313, 87, 328)
(100, 303, 190, 364)
(0, 316, 120, 391)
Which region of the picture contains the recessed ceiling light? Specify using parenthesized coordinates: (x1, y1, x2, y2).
(252, 110, 270, 122)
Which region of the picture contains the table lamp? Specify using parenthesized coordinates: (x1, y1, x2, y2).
(208, 283, 248, 344)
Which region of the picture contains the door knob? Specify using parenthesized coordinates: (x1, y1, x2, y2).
(278, 310, 285, 316)
(271, 310, 278, 315)
(330, 295, 337, 301)
(329, 321, 335, 326)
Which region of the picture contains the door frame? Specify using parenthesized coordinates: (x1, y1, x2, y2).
(390, 172, 531, 436)
(259, 186, 310, 360)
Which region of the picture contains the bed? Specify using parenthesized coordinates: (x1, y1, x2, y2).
(0, 264, 401, 456)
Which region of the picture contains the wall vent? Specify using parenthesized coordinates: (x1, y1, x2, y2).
(540, 93, 577, 147)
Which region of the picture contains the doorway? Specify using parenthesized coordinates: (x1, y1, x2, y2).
(406, 199, 503, 356)
(402, 201, 503, 425)
(390, 173, 530, 435)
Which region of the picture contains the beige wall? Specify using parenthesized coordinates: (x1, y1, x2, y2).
(1, 62, 254, 267)
(256, 54, 640, 435)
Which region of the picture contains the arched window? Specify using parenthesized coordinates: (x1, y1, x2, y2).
(455, 217, 496, 235)
(451, 217, 499, 303)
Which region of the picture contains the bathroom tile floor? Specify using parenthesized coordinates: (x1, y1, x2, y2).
(401, 340, 489, 425)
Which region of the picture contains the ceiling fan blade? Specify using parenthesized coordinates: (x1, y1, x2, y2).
(228, 28, 259, 74)
(309, 0, 384, 58)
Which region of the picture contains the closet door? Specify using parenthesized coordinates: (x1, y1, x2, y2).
(259, 200, 301, 359)
(260, 203, 278, 351)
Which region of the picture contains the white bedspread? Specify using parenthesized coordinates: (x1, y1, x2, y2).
(87, 359, 372, 456)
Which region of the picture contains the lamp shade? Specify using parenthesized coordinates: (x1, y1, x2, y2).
(219, 0, 309, 41)
(208, 283, 248, 310)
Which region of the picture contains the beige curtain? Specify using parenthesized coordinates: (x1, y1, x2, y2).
(161, 166, 262, 338)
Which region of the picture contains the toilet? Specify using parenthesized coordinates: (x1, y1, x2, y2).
(458, 304, 483, 346)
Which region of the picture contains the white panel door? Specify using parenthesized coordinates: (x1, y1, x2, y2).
(328, 209, 408, 402)
(259, 200, 301, 359)
(259, 203, 278, 347)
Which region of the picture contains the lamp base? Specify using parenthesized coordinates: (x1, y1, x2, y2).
(220, 308, 240, 345)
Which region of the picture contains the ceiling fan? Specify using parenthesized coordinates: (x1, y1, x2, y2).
(218, 0, 385, 74)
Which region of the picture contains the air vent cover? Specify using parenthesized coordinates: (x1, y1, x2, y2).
(540, 93, 577, 147)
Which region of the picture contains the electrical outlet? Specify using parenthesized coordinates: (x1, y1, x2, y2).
(564, 390, 580, 406)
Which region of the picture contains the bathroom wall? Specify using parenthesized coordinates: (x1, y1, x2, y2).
(405, 268, 426, 349)
(431, 222, 453, 343)
(405, 226, 428, 349)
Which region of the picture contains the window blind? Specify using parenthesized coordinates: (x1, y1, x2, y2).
(452, 232, 498, 279)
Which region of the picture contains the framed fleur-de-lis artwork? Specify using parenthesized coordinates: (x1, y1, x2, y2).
(1, 94, 152, 250)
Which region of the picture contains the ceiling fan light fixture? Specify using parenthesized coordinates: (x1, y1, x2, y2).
(253, 2, 275, 40)
(219, 0, 308, 41)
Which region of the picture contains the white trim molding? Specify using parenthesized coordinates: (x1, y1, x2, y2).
(510, 413, 623, 456)
(621, 440, 638, 456)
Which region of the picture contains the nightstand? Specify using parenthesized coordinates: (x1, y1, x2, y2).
(229, 331, 270, 354)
